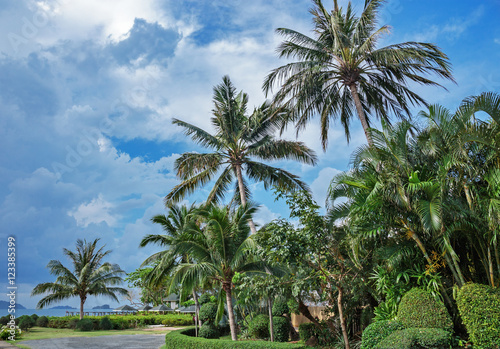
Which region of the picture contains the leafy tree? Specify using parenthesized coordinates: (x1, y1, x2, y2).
(31, 239, 128, 320)
(166, 76, 317, 233)
(264, 0, 454, 147)
(125, 265, 170, 306)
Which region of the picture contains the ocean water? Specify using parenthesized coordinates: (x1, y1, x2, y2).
(1, 308, 115, 318)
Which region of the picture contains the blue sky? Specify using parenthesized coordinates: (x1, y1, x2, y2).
(0, 0, 499, 309)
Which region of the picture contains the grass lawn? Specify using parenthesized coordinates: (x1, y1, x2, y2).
(7, 326, 174, 348)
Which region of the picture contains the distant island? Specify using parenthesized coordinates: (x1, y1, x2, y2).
(0, 301, 26, 309)
(92, 304, 111, 309)
(50, 305, 76, 309)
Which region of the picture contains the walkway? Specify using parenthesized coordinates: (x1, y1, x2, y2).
(16, 334, 166, 349)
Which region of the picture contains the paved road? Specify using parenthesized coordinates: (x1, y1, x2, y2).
(19, 334, 166, 349)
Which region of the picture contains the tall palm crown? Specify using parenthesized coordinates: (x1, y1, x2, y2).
(31, 239, 128, 320)
(263, 0, 454, 148)
(166, 76, 317, 223)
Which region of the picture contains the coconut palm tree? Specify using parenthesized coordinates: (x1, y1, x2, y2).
(263, 0, 454, 148)
(169, 204, 272, 341)
(31, 239, 128, 320)
(140, 204, 205, 331)
(166, 76, 317, 233)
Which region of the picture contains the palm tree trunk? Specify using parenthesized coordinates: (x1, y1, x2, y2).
(348, 84, 373, 147)
(80, 297, 85, 320)
(223, 281, 238, 341)
(235, 164, 257, 234)
(488, 245, 495, 287)
(337, 287, 350, 349)
(193, 289, 200, 336)
(268, 297, 274, 342)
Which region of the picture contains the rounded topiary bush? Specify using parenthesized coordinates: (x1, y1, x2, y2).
(248, 314, 270, 339)
(199, 322, 220, 339)
(199, 302, 218, 323)
(75, 318, 94, 331)
(272, 316, 290, 342)
(397, 288, 453, 332)
(68, 318, 79, 329)
(298, 322, 316, 342)
(99, 317, 113, 330)
(36, 316, 49, 327)
(456, 283, 500, 349)
(272, 300, 290, 317)
(30, 314, 39, 323)
(375, 328, 452, 349)
(0, 316, 9, 326)
(360, 320, 405, 349)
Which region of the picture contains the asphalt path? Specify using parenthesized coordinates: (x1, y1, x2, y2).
(18, 334, 166, 349)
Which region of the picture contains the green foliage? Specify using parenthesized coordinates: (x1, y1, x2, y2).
(99, 317, 113, 330)
(0, 325, 22, 340)
(75, 318, 94, 331)
(272, 300, 289, 317)
(272, 316, 290, 342)
(247, 314, 269, 339)
(67, 318, 79, 329)
(18, 316, 35, 331)
(36, 316, 49, 327)
(164, 328, 307, 348)
(198, 294, 212, 305)
(298, 322, 316, 342)
(199, 303, 218, 323)
(360, 320, 405, 349)
(397, 288, 453, 331)
(0, 316, 9, 326)
(456, 283, 500, 349)
(30, 314, 39, 323)
(374, 328, 452, 349)
(199, 322, 220, 339)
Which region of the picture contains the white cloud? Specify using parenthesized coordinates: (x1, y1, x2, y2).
(68, 194, 118, 227)
(311, 167, 342, 207)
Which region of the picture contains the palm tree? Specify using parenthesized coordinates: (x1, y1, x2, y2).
(166, 76, 317, 233)
(263, 0, 454, 148)
(170, 204, 272, 341)
(31, 239, 128, 320)
(140, 204, 204, 331)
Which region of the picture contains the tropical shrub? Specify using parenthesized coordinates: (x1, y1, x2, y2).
(36, 316, 49, 327)
(272, 316, 290, 342)
(0, 325, 22, 340)
(18, 316, 34, 331)
(247, 314, 269, 339)
(164, 328, 307, 348)
(75, 318, 94, 331)
(397, 288, 453, 331)
(272, 300, 290, 317)
(360, 320, 405, 349)
(298, 322, 316, 342)
(375, 328, 452, 349)
(0, 316, 10, 326)
(99, 317, 113, 330)
(199, 322, 220, 339)
(30, 314, 39, 323)
(67, 318, 79, 329)
(199, 303, 218, 323)
(456, 283, 500, 349)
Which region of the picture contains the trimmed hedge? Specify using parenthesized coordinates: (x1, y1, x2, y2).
(45, 313, 193, 330)
(397, 288, 453, 332)
(375, 328, 452, 349)
(199, 322, 220, 339)
(36, 316, 49, 327)
(164, 328, 307, 348)
(298, 322, 316, 342)
(272, 316, 290, 342)
(248, 314, 269, 339)
(99, 317, 113, 330)
(360, 320, 405, 349)
(272, 300, 290, 317)
(75, 318, 94, 331)
(199, 303, 218, 323)
(456, 283, 500, 349)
